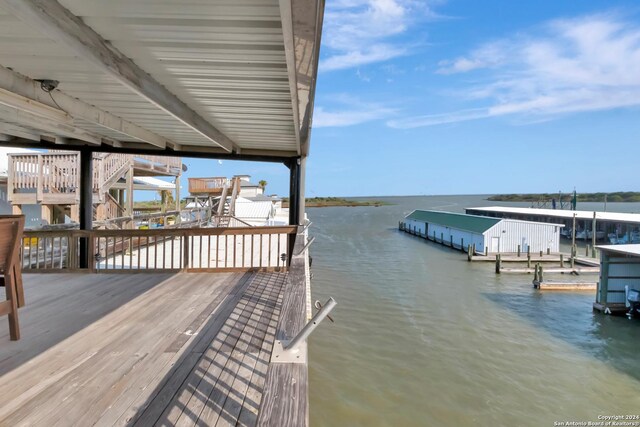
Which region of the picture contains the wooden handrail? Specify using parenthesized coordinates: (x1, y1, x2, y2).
(188, 177, 230, 193)
(21, 226, 297, 273)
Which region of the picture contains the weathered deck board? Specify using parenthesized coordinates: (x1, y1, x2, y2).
(0, 267, 301, 427)
(257, 231, 309, 427)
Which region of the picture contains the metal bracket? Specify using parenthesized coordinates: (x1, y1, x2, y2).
(295, 236, 315, 256)
(271, 297, 337, 364)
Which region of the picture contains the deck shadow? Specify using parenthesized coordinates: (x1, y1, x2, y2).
(128, 271, 286, 427)
(0, 272, 176, 376)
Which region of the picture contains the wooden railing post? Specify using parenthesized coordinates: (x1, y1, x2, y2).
(182, 231, 190, 270)
(36, 154, 43, 202)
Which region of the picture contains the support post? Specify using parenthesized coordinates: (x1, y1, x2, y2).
(560, 254, 564, 268)
(175, 175, 181, 214)
(599, 252, 610, 306)
(591, 211, 597, 253)
(571, 213, 576, 262)
(527, 253, 531, 268)
(517, 244, 521, 257)
(79, 150, 93, 269)
(125, 166, 134, 229)
(495, 254, 501, 274)
(287, 158, 302, 261)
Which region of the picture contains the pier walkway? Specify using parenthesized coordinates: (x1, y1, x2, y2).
(0, 270, 307, 426)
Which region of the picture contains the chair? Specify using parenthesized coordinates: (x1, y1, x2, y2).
(0, 215, 25, 340)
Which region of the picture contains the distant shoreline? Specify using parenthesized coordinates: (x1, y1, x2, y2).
(283, 197, 392, 208)
(488, 192, 640, 203)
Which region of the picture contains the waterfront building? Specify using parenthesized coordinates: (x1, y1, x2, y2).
(594, 244, 640, 315)
(403, 210, 562, 253)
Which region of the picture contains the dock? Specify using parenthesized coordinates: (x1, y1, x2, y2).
(533, 280, 597, 291)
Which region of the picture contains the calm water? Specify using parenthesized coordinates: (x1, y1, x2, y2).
(308, 195, 640, 427)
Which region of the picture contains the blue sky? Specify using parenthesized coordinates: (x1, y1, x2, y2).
(178, 0, 640, 199)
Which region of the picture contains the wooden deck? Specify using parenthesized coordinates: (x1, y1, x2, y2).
(0, 270, 302, 426)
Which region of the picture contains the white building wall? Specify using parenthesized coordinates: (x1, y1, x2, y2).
(403, 218, 426, 235)
(403, 218, 485, 251)
(484, 220, 560, 253)
(604, 257, 640, 304)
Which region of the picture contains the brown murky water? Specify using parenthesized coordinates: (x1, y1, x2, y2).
(308, 195, 640, 427)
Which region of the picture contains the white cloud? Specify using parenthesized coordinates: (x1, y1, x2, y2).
(401, 13, 640, 127)
(314, 96, 397, 127)
(320, 0, 438, 71)
(388, 108, 488, 128)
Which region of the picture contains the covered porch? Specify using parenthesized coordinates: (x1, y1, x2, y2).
(0, 226, 310, 426)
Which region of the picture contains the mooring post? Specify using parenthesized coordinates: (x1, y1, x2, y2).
(592, 246, 596, 258)
(467, 244, 472, 261)
(461, 238, 464, 252)
(586, 244, 590, 257)
(560, 254, 564, 268)
(517, 244, 521, 257)
(527, 253, 531, 268)
(440, 232, 443, 244)
(571, 250, 575, 268)
(547, 248, 550, 255)
(539, 265, 544, 282)
(527, 246, 531, 257)
(450, 235, 453, 248)
(534, 263, 539, 281)
(539, 250, 543, 257)
(495, 254, 501, 274)
(472, 243, 476, 255)
(485, 246, 488, 256)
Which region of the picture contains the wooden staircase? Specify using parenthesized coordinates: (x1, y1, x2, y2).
(7, 151, 181, 227)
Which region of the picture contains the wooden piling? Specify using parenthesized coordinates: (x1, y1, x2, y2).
(539, 250, 543, 257)
(539, 265, 544, 282)
(495, 254, 501, 274)
(517, 244, 521, 257)
(586, 244, 590, 257)
(467, 244, 472, 261)
(559, 254, 564, 267)
(527, 253, 531, 268)
(547, 248, 551, 255)
(450, 235, 453, 248)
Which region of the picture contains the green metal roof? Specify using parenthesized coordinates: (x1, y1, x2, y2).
(405, 210, 501, 234)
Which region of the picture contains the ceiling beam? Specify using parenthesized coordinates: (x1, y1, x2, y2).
(0, 139, 296, 164)
(291, 0, 325, 157)
(279, 0, 302, 155)
(0, 0, 238, 153)
(0, 104, 105, 145)
(0, 124, 41, 141)
(0, 65, 173, 149)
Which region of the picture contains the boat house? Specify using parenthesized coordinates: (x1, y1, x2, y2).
(402, 210, 562, 253)
(594, 245, 640, 315)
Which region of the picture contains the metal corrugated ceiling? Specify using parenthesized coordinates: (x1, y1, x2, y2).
(0, 0, 321, 157)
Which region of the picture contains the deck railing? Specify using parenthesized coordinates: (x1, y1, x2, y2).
(7, 152, 182, 204)
(8, 152, 80, 203)
(21, 226, 296, 273)
(188, 177, 230, 194)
